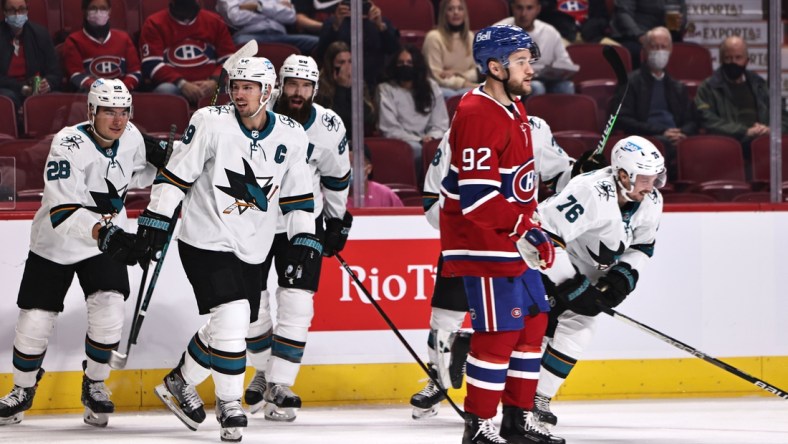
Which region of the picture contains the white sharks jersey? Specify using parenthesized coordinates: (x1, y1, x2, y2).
(274, 103, 350, 232)
(422, 116, 575, 229)
(539, 167, 663, 285)
(29, 121, 156, 265)
(147, 105, 315, 264)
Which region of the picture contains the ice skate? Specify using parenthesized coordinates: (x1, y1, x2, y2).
(216, 398, 247, 442)
(532, 393, 557, 427)
(243, 370, 266, 414)
(81, 363, 114, 427)
(463, 412, 508, 444)
(262, 382, 301, 422)
(500, 406, 564, 444)
(0, 368, 44, 426)
(154, 367, 206, 431)
(409, 364, 446, 419)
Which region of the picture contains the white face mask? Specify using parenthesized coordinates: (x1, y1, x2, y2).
(87, 10, 110, 27)
(647, 49, 670, 71)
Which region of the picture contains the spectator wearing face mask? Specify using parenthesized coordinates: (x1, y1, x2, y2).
(0, 0, 60, 110)
(616, 26, 695, 178)
(61, 0, 142, 92)
(377, 45, 449, 178)
(139, 0, 236, 104)
(695, 35, 788, 147)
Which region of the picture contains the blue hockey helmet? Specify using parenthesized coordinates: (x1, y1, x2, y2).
(473, 24, 540, 75)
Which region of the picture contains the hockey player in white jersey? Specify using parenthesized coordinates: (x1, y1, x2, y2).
(140, 56, 318, 443)
(242, 54, 351, 422)
(410, 115, 577, 420)
(0, 79, 164, 428)
(532, 135, 665, 430)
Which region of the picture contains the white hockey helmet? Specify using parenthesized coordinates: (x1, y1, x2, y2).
(228, 57, 277, 117)
(87, 78, 133, 118)
(278, 54, 320, 99)
(610, 135, 667, 192)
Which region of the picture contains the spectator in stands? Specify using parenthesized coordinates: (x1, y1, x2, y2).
(695, 35, 788, 150)
(316, 0, 399, 89)
(347, 144, 404, 208)
(537, 0, 612, 45)
(139, 0, 235, 105)
(617, 26, 695, 178)
(378, 45, 449, 177)
(292, 0, 337, 35)
(422, 0, 478, 99)
(610, 0, 686, 69)
(315, 41, 376, 140)
(216, 0, 318, 56)
(0, 0, 60, 110)
(62, 0, 142, 92)
(496, 0, 578, 95)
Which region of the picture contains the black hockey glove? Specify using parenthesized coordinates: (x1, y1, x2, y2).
(596, 262, 639, 309)
(142, 132, 172, 169)
(553, 273, 605, 317)
(283, 233, 323, 284)
(571, 148, 607, 177)
(323, 211, 353, 257)
(98, 224, 146, 266)
(135, 209, 173, 262)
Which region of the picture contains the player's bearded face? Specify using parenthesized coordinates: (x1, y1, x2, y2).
(505, 50, 535, 96)
(231, 80, 266, 118)
(626, 173, 658, 201)
(275, 78, 314, 125)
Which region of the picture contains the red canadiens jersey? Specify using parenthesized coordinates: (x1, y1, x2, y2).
(439, 87, 538, 278)
(62, 29, 142, 91)
(139, 9, 236, 84)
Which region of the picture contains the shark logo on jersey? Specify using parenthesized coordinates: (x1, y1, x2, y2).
(594, 181, 615, 201)
(207, 105, 231, 115)
(85, 179, 127, 216)
(61, 134, 85, 152)
(278, 115, 297, 128)
(528, 117, 541, 130)
(215, 158, 277, 214)
(587, 240, 625, 270)
(322, 113, 341, 132)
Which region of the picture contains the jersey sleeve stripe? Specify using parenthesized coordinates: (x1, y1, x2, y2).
(543, 229, 566, 249)
(154, 169, 192, 192)
(422, 192, 439, 212)
(460, 189, 497, 215)
(320, 171, 351, 191)
(49, 204, 83, 228)
(279, 194, 315, 215)
(631, 241, 655, 258)
(458, 178, 502, 187)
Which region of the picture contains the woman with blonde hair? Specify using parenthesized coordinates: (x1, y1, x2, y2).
(421, 0, 478, 98)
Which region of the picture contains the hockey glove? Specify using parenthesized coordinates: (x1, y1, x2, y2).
(553, 273, 605, 317)
(283, 233, 323, 284)
(323, 211, 353, 257)
(571, 148, 607, 177)
(515, 228, 555, 270)
(98, 224, 146, 266)
(142, 132, 172, 169)
(596, 262, 638, 308)
(135, 209, 173, 262)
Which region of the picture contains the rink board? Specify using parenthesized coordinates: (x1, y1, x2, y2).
(0, 209, 787, 412)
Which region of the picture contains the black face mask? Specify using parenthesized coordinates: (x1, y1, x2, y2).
(395, 65, 415, 82)
(169, 0, 200, 22)
(84, 21, 110, 40)
(448, 23, 464, 33)
(721, 62, 746, 81)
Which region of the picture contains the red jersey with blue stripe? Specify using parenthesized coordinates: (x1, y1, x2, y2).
(439, 86, 538, 278)
(62, 29, 142, 91)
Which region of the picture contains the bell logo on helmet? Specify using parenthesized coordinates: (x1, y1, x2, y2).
(476, 31, 491, 42)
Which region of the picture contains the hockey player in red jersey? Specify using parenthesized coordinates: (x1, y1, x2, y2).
(440, 24, 563, 444)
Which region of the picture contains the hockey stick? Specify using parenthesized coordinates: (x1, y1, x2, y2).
(598, 304, 788, 400)
(109, 126, 179, 369)
(593, 45, 630, 156)
(210, 40, 258, 106)
(335, 253, 466, 417)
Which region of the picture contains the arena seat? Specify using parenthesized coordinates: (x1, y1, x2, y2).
(364, 137, 418, 189)
(23, 93, 88, 138)
(131, 93, 191, 137)
(566, 43, 632, 87)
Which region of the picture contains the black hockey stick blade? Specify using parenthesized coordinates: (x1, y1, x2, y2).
(335, 253, 466, 418)
(594, 45, 630, 156)
(599, 303, 788, 400)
